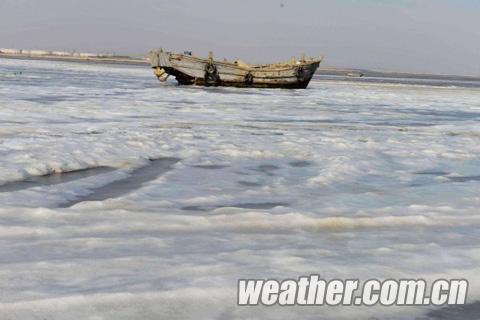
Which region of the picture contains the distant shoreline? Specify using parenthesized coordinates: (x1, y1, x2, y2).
(319, 67, 480, 83)
(0, 53, 148, 66)
(1, 52, 479, 83)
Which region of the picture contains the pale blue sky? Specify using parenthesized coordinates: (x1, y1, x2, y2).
(1, 0, 479, 75)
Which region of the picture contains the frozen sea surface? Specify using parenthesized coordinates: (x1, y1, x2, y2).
(0, 58, 480, 319)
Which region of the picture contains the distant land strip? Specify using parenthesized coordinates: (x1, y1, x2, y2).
(1, 49, 479, 82)
(0, 49, 148, 66)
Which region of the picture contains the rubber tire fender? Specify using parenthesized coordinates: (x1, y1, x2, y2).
(295, 66, 305, 80)
(245, 72, 254, 86)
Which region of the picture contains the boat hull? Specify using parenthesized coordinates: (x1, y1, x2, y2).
(150, 50, 321, 89)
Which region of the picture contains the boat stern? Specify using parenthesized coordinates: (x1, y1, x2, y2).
(149, 49, 171, 68)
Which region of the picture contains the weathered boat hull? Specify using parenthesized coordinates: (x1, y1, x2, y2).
(149, 49, 322, 89)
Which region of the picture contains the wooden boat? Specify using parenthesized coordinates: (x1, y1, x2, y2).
(149, 49, 322, 89)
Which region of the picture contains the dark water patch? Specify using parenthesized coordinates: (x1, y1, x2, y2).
(181, 201, 288, 211)
(416, 171, 450, 176)
(237, 123, 291, 132)
(410, 182, 432, 188)
(412, 171, 480, 186)
(238, 181, 262, 187)
(252, 118, 438, 127)
(444, 131, 480, 137)
(448, 175, 480, 183)
(252, 119, 339, 124)
(425, 301, 480, 320)
(74, 130, 104, 135)
(0, 121, 29, 125)
(253, 164, 281, 176)
(69, 116, 113, 123)
(181, 206, 210, 212)
(289, 160, 313, 167)
(371, 121, 438, 127)
(396, 108, 480, 120)
(251, 132, 284, 136)
(256, 164, 280, 172)
(235, 125, 270, 130)
(192, 164, 230, 170)
(45, 119, 74, 124)
(21, 95, 76, 105)
(177, 99, 197, 105)
(235, 171, 252, 176)
(126, 115, 153, 119)
(227, 202, 289, 209)
(59, 158, 179, 208)
(0, 167, 116, 193)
